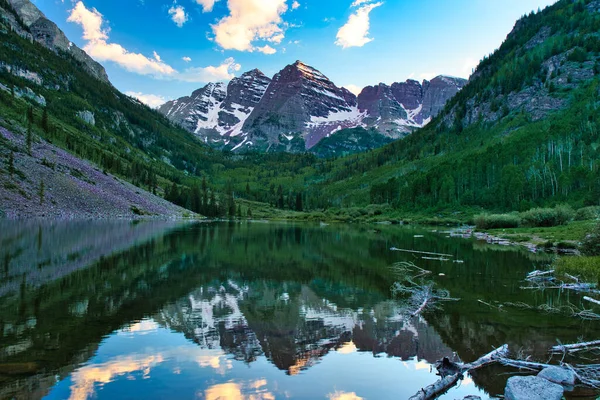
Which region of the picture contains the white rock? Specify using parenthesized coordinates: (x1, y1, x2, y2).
(505, 375, 563, 400)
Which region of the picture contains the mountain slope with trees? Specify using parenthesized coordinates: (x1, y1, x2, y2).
(305, 0, 600, 213)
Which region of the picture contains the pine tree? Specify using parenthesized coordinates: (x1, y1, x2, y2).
(295, 192, 303, 211)
(27, 106, 34, 125)
(201, 176, 208, 214)
(209, 190, 216, 218)
(227, 182, 235, 218)
(247, 208, 252, 218)
(191, 184, 201, 213)
(41, 108, 49, 133)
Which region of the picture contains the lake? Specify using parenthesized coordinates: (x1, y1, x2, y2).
(0, 220, 597, 399)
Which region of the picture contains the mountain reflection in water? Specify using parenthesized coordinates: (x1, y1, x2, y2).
(1, 220, 595, 399)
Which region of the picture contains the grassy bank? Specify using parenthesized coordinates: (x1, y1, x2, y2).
(554, 256, 600, 283)
(486, 221, 596, 245)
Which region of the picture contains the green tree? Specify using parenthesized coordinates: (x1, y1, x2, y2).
(41, 108, 49, 133)
(295, 192, 303, 211)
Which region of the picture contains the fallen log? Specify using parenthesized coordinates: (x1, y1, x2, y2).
(409, 344, 508, 399)
(497, 357, 552, 371)
(408, 374, 461, 400)
(390, 247, 453, 258)
(551, 339, 600, 353)
(584, 296, 600, 307)
(527, 269, 555, 279)
(463, 344, 510, 371)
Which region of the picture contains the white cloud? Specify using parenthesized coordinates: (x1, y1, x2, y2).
(350, 0, 371, 7)
(292, 1, 300, 10)
(67, 1, 107, 42)
(68, 1, 176, 77)
(256, 45, 277, 54)
(195, 0, 218, 13)
(211, 0, 288, 53)
(408, 72, 437, 81)
(178, 57, 241, 82)
(462, 57, 478, 77)
(126, 92, 169, 108)
(182, 56, 192, 62)
(168, 4, 188, 27)
(343, 84, 362, 96)
(335, 2, 382, 49)
(68, 2, 241, 83)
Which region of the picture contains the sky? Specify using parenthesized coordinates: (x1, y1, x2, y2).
(33, 0, 558, 108)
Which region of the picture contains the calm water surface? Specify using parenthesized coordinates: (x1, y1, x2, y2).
(0, 220, 598, 399)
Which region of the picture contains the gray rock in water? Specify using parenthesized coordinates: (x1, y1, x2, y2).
(505, 375, 564, 400)
(461, 396, 482, 400)
(76, 110, 95, 126)
(538, 366, 576, 386)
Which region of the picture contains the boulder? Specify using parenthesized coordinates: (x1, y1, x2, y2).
(538, 366, 576, 386)
(505, 375, 564, 400)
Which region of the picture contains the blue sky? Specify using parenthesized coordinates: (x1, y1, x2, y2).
(34, 0, 558, 107)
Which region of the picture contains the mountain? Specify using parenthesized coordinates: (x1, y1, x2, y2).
(357, 76, 466, 136)
(158, 69, 272, 149)
(2, 0, 109, 83)
(159, 61, 466, 152)
(307, 0, 600, 212)
(242, 61, 362, 151)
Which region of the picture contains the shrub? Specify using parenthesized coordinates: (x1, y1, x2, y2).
(582, 224, 600, 256)
(474, 213, 521, 229)
(520, 205, 573, 227)
(575, 206, 600, 221)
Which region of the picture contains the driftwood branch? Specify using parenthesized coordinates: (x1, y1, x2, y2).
(584, 296, 600, 307)
(527, 269, 555, 279)
(408, 374, 461, 400)
(390, 247, 453, 258)
(463, 344, 510, 371)
(551, 339, 600, 354)
(411, 288, 431, 317)
(409, 344, 508, 400)
(496, 357, 551, 371)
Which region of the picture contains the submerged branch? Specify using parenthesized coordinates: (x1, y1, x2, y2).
(390, 247, 453, 258)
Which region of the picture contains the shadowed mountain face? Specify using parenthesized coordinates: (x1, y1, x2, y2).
(5, 0, 109, 83)
(1, 221, 595, 399)
(159, 61, 466, 152)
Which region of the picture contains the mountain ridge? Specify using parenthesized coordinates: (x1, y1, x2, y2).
(159, 61, 466, 153)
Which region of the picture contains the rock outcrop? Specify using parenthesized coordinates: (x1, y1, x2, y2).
(4, 0, 109, 83)
(158, 69, 272, 149)
(357, 76, 466, 137)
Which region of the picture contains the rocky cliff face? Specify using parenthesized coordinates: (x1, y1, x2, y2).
(242, 61, 362, 150)
(357, 76, 466, 138)
(159, 61, 466, 152)
(158, 69, 271, 149)
(4, 0, 109, 83)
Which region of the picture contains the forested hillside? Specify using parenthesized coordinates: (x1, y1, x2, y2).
(303, 0, 600, 212)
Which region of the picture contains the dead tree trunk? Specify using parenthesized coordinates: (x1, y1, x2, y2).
(409, 344, 508, 400)
(408, 374, 461, 400)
